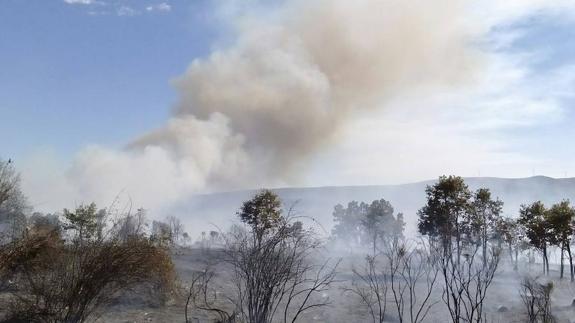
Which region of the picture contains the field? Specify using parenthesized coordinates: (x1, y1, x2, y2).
(87, 248, 575, 323)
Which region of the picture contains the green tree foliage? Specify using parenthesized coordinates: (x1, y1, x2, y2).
(518, 201, 550, 275)
(332, 199, 404, 253)
(218, 190, 338, 323)
(332, 201, 366, 246)
(363, 199, 399, 254)
(63, 203, 101, 243)
(466, 188, 503, 266)
(493, 216, 520, 270)
(237, 189, 284, 242)
(546, 200, 575, 280)
(417, 176, 472, 258)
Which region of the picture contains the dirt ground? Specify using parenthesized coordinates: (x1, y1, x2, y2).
(4, 248, 575, 322)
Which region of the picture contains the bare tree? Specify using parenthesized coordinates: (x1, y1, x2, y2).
(151, 220, 173, 247)
(226, 223, 339, 323)
(0, 158, 19, 208)
(166, 215, 184, 246)
(0, 159, 28, 243)
(438, 243, 500, 323)
(347, 255, 388, 323)
(520, 276, 554, 323)
(112, 208, 148, 242)
(385, 241, 440, 323)
(223, 190, 339, 323)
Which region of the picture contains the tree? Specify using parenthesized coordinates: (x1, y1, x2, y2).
(546, 200, 575, 280)
(494, 216, 520, 270)
(166, 215, 184, 245)
(520, 276, 554, 323)
(347, 255, 388, 323)
(385, 241, 440, 323)
(63, 203, 101, 243)
(362, 199, 397, 255)
(332, 201, 365, 247)
(418, 176, 471, 260)
(151, 220, 173, 247)
(112, 208, 148, 242)
(0, 189, 28, 243)
(0, 158, 28, 243)
(466, 188, 503, 267)
(332, 199, 404, 253)
(223, 190, 339, 323)
(0, 158, 19, 208)
(437, 243, 500, 323)
(518, 201, 550, 275)
(237, 189, 283, 244)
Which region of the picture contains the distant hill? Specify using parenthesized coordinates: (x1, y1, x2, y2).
(173, 176, 575, 237)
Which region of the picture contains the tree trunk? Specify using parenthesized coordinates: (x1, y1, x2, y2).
(560, 245, 564, 279)
(482, 239, 487, 268)
(482, 225, 487, 268)
(543, 247, 548, 275)
(508, 243, 514, 270)
(544, 247, 550, 275)
(568, 245, 574, 282)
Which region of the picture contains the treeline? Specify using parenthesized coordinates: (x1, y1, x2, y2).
(328, 175, 575, 323)
(330, 175, 575, 281)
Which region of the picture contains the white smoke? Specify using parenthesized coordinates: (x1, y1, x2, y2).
(22, 0, 572, 212)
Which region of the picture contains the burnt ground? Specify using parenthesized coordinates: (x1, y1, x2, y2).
(3, 248, 575, 322)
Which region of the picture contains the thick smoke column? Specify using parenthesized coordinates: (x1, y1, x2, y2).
(57, 0, 478, 210)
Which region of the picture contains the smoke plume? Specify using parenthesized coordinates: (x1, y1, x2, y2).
(32, 0, 481, 211)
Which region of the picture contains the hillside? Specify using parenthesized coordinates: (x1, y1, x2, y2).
(174, 176, 575, 237)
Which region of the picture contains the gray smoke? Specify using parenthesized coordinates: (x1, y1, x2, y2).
(25, 0, 486, 211)
(129, 0, 476, 188)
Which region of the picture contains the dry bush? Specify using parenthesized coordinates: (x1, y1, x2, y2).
(385, 241, 439, 323)
(520, 276, 554, 323)
(2, 234, 175, 323)
(347, 241, 439, 323)
(347, 255, 388, 323)
(185, 265, 237, 323)
(0, 232, 61, 291)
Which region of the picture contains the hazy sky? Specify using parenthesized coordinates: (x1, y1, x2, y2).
(2, 0, 575, 211)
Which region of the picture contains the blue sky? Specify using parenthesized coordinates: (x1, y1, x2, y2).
(2, 0, 575, 212)
(0, 0, 220, 156)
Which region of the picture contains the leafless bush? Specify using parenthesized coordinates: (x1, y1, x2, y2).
(520, 276, 554, 323)
(111, 208, 148, 242)
(185, 265, 237, 323)
(438, 244, 500, 323)
(347, 241, 439, 323)
(347, 255, 388, 323)
(386, 241, 440, 323)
